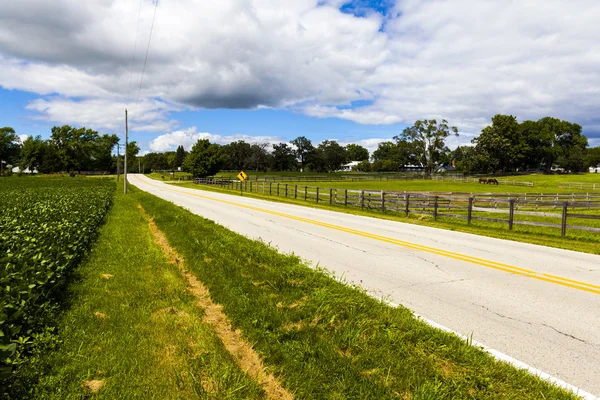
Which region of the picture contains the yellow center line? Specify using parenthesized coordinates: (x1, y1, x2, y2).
(135, 177, 600, 296)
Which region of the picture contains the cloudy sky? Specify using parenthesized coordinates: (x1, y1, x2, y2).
(1, 0, 599, 155)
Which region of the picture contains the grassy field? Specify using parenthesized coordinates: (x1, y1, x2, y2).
(9, 178, 581, 398)
(147, 171, 193, 181)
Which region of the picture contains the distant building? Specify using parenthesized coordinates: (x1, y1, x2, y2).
(590, 165, 600, 173)
(337, 161, 361, 172)
(436, 165, 457, 173)
(12, 166, 38, 174)
(399, 164, 424, 172)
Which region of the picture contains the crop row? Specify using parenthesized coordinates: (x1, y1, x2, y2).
(0, 178, 114, 381)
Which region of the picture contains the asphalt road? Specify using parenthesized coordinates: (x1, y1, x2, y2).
(130, 175, 600, 397)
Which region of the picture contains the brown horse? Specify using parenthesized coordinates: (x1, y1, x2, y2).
(487, 178, 499, 185)
(478, 178, 488, 184)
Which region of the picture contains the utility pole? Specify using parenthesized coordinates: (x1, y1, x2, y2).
(124, 108, 128, 194)
(116, 144, 120, 182)
(138, 158, 141, 174)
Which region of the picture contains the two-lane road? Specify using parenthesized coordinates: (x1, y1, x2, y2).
(130, 175, 600, 397)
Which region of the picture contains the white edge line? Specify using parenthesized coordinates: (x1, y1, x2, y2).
(383, 299, 598, 400)
(132, 176, 598, 400)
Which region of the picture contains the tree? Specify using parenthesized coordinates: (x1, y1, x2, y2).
(396, 119, 458, 174)
(290, 136, 314, 172)
(221, 140, 252, 170)
(317, 140, 346, 171)
(50, 125, 101, 172)
(126, 141, 140, 172)
(372, 140, 419, 168)
(353, 160, 371, 172)
(345, 144, 369, 162)
(247, 143, 269, 172)
(183, 139, 222, 177)
(174, 145, 187, 169)
(19, 135, 45, 172)
(92, 134, 119, 171)
(473, 115, 526, 172)
(270, 143, 296, 171)
(585, 147, 600, 169)
(0, 127, 21, 175)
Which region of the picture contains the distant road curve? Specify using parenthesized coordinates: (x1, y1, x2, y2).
(130, 174, 600, 397)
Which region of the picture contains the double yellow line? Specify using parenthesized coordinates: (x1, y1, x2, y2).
(136, 177, 600, 296)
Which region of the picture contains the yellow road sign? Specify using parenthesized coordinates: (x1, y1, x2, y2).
(237, 171, 248, 181)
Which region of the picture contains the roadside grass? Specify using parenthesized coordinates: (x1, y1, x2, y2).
(148, 171, 193, 181)
(134, 186, 580, 399)
(21, 188, 264, 399)
(168, 181, 600, 255)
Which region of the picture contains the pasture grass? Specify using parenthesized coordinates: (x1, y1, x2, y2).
(20, 188, 263, 399)
(147, 171, 193, 181)
(171, 181, 600, 255)
(133, 186, 580, 399)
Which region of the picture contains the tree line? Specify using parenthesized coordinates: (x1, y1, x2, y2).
(2, 115, 599, 177)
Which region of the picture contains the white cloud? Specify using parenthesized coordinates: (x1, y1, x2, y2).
(149, 127, 284, 152)
(0, 0, 599, 143)
(25, 97, 181, 133)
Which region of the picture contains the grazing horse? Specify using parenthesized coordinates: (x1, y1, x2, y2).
(487, 178, 499, 185)
(478, 178, 488, 184)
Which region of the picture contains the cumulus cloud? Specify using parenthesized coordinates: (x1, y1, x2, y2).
(149, 127, 284, 152)
(0, 0, 599, 143)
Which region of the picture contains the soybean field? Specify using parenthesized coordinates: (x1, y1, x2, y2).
(0, 177, 114, 391)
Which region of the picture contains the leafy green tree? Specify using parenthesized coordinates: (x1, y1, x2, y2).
(143, 152, 170, 171)
(0, 127, 21, 174)
(345, 143, 369, 162)
(183, 139, 222, 177)
(221, 140, 252, 170)
(50, 125, 101, 172)
(353, 160, 371, 172)
(290, 136, 314, 172)
(473, 115, 526, 172)
(317, 140, 346, 171)
(126, 141, 140, 172)
(585, 147, 600, 169)
(270, 143, 296, 171)
(396, 119, 458, 175)
(93, 134, 119, 171)
(19, 135, 45, 171)
(247, 143, 269, 172)
(174, 145, 187, 169)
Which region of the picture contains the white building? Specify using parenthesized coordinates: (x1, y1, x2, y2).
(590, 165, 600, 173)
(337, 161, 361, 172)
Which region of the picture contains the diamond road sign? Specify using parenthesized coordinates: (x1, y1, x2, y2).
(237, 171, 248, 181)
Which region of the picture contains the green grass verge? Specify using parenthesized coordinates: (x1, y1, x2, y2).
(19, 188, 263, 399)
(134, 186, 579, 399)
(167, 181, 600, 255)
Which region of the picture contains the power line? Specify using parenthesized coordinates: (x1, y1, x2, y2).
(135, 0, 159, 107)
(126, 0, 144, 105)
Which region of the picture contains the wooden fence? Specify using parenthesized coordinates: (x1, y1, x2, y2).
(193, 179, 600, 237)
(431, 175, 534, 187)
(558, 182, 600, 191)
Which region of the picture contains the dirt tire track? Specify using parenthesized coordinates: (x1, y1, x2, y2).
(138, 204, 293, 400)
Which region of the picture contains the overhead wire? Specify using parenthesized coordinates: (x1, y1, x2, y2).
(126, 0, 144, 106)
(135, 0, 159, 108)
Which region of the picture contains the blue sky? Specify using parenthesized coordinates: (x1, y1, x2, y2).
(1, 0, 599, 154)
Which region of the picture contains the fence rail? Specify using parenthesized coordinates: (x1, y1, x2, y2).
(558, 182, 600, 190)
(193, 178, 600, 237)
(431, 175, 534, 187)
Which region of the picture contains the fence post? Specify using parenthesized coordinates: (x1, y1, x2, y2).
(250, 181, 252, 192)
(509, 199, 515, 230)
(277, 183, 280, 196)
(468, 197, 473, 224)
(344, 189, 348, 207)
(405, 194, 410, 216)
(294, 185, 298, 199)
(269, 182, 272, 195)
(316, 187, 320, 203)
(304, 186, 308, 201)
(561, 202, 568, 236)
(329, 188, 333, 205)
(285, 183, 288, 198)
(361, 191, 365, 209)
(381, 191, 385, 212)
(433, 196, 439, 221)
